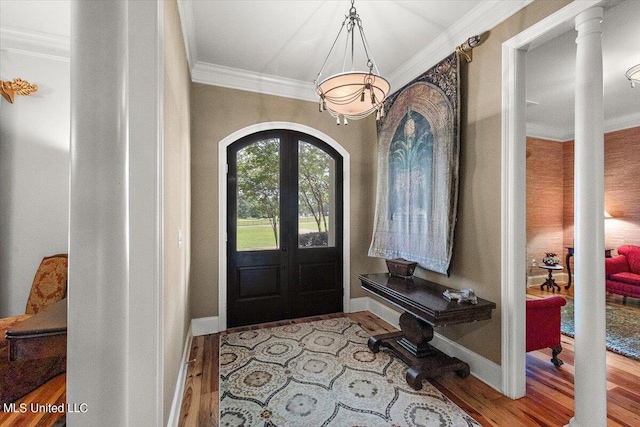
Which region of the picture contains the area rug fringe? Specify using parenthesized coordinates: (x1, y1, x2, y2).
(219, 317, 480, 426)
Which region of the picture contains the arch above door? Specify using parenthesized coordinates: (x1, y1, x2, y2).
(217, 122, 351, 331)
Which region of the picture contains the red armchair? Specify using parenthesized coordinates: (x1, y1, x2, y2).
(605, 245, 640, 303)
(526, 295, 567, 367)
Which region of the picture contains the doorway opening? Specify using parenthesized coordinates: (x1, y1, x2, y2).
(226, 130, 344, 327)
(217, 122, 351, 331)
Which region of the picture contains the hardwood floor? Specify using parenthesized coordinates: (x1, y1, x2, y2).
(4, 287, 635, 426)
(0, 373, 66, 427)
(178, 309, 640, 427)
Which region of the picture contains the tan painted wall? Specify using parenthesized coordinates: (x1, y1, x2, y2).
(190, 86, 384, 320)
(163, 0, 191, 423)
(410, 0, 571, 363)
(189, 0, 572, 364)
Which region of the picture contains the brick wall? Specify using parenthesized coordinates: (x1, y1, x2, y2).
(562, 126, 640, 253)
(527, 126, 640, 282)
(526, 137, 565, 279)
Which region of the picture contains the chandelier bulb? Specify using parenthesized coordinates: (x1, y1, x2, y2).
(344, 117, 348, 125)
(336, 116, 341, 125)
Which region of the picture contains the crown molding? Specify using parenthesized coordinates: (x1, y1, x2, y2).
(191, 61, 317, 102)
(183, 0, 533, 101)
(604, 111, 640, 134)
(0, 26, 70, 61)
(526, 123, 572, 142)
(387, 0, 534, 92)
(526, 112, 640, 142)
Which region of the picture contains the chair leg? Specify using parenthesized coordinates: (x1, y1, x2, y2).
(551, 345, 563, 367)
(623, 296, 627, 305)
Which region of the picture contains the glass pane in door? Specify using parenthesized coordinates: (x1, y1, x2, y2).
(236, 138, 280, 251)
(298, 140, 335, 248)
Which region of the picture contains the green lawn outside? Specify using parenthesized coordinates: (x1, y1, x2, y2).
(236, 217, 328, 250)
(237, 224, 278, 251)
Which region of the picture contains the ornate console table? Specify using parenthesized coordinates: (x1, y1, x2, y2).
(359, 273, 496, 390)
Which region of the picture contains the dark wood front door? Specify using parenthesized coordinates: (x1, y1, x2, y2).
(227, 130, 343, 327)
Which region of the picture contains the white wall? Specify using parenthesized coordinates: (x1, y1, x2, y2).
(0, 49, 70, 317)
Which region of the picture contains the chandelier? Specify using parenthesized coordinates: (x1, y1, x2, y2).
(626, 64, 640, 88)
(314, 0, 390, 125)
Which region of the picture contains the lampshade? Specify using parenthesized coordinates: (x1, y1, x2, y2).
(314, 0, 389, 124)
(626, 64, 640, 88)
(317, 72, 390, 118)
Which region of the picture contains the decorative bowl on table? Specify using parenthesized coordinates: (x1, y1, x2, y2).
(543, 252, 560, 266)
(385, 258, 418, 278)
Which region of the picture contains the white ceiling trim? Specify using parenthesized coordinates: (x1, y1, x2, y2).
(388, 0, 534, 91)
(180, 0, 534, 101)
(191, 61, 317, 102)
(527, 112, 640, 142)
(525, 123, 572, 142)
(604, 111, 640, 135)
(0, 26, 69, 61)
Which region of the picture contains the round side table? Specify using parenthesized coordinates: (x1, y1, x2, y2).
(539, 264, 563, 292)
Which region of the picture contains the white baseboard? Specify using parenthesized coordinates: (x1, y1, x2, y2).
(191, 316, 219, 336)
(348, 297, 370, 313)
(430, 331, 502, 392)
(356, 295, 401, 328)
(354, 295, 502, 393)
(527, 272, 568, 288)
(167, 317, 220, 426)
(167, 324, 193, 427)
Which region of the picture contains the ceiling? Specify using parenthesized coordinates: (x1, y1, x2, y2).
(526, 0, 640, 141)
(1, 0, 638, 140)
(178, 0, 530, 101)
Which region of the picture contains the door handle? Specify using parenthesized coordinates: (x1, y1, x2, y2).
(282, 246, 288, 252)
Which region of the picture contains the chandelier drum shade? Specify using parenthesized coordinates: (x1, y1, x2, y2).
(314, 0, 390, 124)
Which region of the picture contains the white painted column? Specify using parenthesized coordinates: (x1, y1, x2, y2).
(568, 7, 606, 427)
(68, 2, 129, 425)
(69, 1, 163, 426)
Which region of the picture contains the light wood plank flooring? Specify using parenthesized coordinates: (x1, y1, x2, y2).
(0, 373, 66, 427)
(178, 309, 640, 427)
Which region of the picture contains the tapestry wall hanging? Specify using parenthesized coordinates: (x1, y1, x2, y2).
(368, 52, 461, 275)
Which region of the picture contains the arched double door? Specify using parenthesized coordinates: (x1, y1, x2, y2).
(227, 130, 343, 327)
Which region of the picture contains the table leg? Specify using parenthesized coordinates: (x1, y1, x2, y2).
(367, 312, 470, 390)
(565, 252, 572, 290)
(540, 269, 560, 292)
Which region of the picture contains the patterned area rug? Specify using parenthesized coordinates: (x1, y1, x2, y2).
(219, 317, 481, 426)
(561, 297, 640, 360)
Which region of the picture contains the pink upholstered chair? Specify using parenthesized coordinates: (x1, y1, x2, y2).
(0, 254, 68, 404)
(526, 295, 567, 367)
